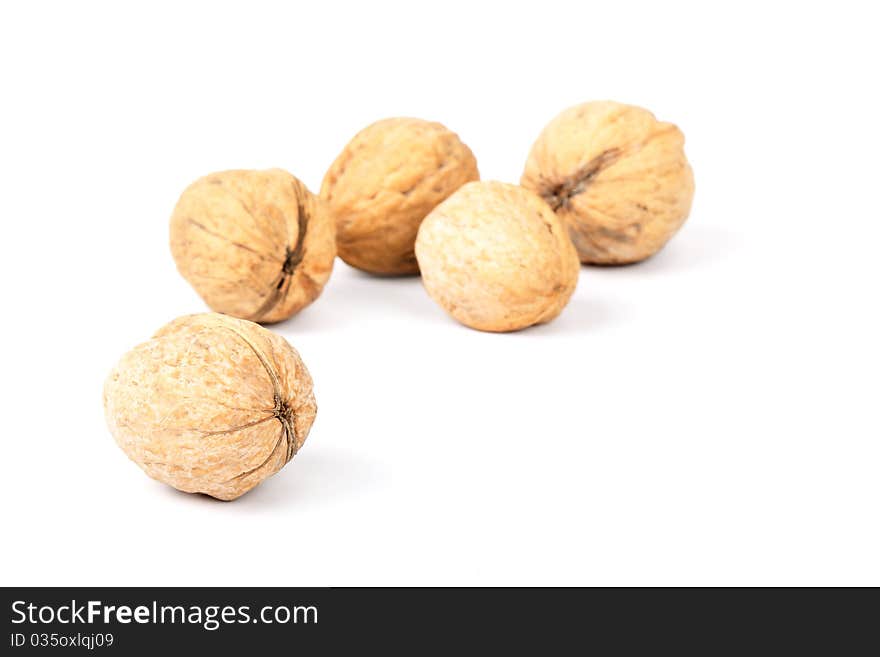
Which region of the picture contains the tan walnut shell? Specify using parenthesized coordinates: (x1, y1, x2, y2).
(521, 101, 695, 265)
(103, 313, 317, 500)
(415, 181, 579, 332)
(170, 169, 336, 323)
(320, 117, 479, 275)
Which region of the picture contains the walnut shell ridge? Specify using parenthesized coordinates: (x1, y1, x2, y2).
(170, 169, 336, 323)
(103, 313, 317, 500)
(521, 101, 695, 265)
(321, 117, 479, 275)
(415, 181, 579, 332)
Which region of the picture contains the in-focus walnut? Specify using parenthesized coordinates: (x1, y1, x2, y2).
(103, 313, 317, 500)
(521, 101, 695, 265)
(170, 169, 335, 323)
(415, 181, 579, 332)
(320, 118, 479, 275)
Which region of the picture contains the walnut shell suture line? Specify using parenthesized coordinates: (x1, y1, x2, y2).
(170, 169, 336, 323)
(320, 117, 479, 275)
(103, 313, 317, 500)
(521, 101, 695, 265)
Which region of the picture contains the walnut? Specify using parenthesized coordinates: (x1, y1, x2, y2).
(170, 169, 336, 323)
(320, 117, 479, 274)
(521, 101, 695, 264)
(415, 181, 579, 332)
(103, 313, 317, 500)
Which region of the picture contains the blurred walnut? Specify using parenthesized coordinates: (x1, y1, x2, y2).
(521, 101, 694, 264)
(415, 181, 579, 332)
(103, 313, 317, 500)
(320, 118, 479, 274)
(170, 169, 335, 323)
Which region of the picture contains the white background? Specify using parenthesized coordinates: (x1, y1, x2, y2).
(1, 1, 878, 586)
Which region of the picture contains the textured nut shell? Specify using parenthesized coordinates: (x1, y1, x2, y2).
(521, 101, 695, 264)
(170, 169, 335, 323)
(321, 118, 479, 274)
(415, 181, 579, 332)
(103, 313, 317, 500)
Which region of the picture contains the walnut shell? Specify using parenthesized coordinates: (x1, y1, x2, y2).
(320, 118, 479, 275)
(521, 101, 695, 264)
(170, 169, 335, 323)
(103, 313, 317, 500)
(415, 181, 579, 332)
